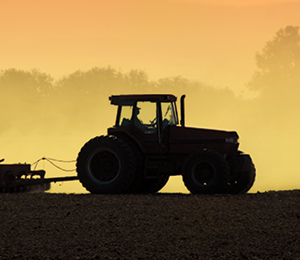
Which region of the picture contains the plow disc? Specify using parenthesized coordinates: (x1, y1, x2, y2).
(0, 163, 49, 193)
(0, 160, 78, 193)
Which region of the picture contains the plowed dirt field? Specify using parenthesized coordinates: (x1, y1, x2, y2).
(1, 190, 300, 259)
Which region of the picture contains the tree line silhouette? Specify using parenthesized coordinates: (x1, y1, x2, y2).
(0, 67, 239, 136)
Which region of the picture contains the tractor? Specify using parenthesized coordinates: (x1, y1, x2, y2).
(76, 94, 255, 194)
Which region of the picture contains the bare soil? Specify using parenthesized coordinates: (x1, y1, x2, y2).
(1, 190, 300, 260)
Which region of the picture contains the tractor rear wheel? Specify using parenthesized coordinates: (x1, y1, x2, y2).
(182, 150, 229, 194)
(76, 135, 136, 194)
(225, 152, 256, 194)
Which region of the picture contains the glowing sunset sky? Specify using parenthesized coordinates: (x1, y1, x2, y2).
(2, 0, 300, 194)
(1, 0, 300, 94)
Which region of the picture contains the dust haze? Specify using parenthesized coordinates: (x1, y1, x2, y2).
(1, 26, 300, 193)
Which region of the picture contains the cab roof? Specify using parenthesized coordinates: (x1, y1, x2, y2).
(109, 94, 177, 105)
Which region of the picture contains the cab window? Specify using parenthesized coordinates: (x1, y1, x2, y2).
(134, 101, 157, 134)
(161, 102, 177, 129)
(119, 105, 133, 127)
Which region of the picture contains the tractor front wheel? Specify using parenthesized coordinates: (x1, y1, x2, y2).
(182, 150, 229, 194)
(225, 152, 256, 194)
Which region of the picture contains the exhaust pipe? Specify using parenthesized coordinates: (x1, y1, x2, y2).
(180, 94, 186, 127)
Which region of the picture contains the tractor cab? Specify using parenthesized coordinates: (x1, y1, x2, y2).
(110, 94, 178, 131)
(109, 94, 179, 153)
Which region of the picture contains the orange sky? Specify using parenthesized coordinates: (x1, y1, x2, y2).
(1, 0, 300, 94)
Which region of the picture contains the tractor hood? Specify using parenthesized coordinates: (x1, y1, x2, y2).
(166, 125, 239, 155)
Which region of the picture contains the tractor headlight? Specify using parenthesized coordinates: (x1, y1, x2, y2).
(225, 137, 238, 143)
